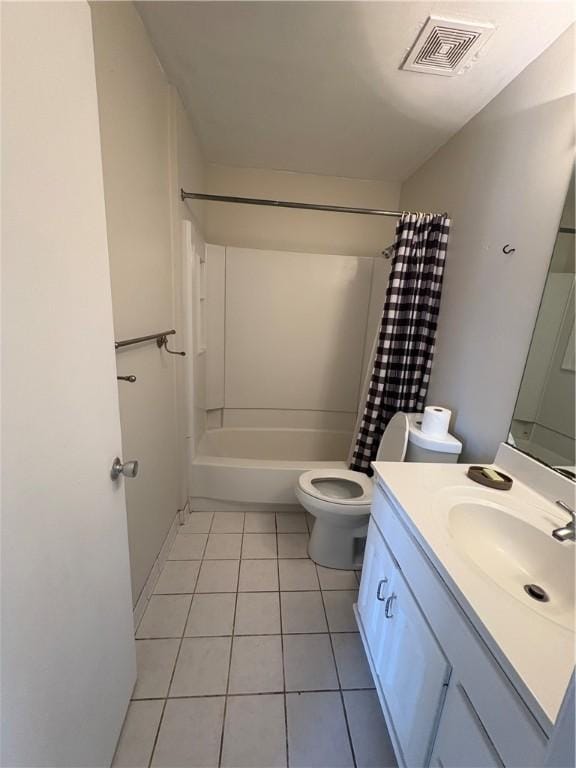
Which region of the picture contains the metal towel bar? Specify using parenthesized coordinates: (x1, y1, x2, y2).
(115, 329, 176, 349)
(114, 329, 186, 356)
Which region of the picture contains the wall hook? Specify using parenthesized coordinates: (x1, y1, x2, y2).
(502, 244, 516, 254)
(157, 334, 186, 356)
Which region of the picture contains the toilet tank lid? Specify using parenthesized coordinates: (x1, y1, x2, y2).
(407, 413, 463, 454)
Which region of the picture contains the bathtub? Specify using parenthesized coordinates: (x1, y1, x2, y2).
(189, 427, 353, 511)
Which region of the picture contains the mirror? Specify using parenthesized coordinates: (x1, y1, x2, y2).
(509, 172, 575, 478)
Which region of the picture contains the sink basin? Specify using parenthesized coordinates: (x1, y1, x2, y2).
(448, 500, 574, 630)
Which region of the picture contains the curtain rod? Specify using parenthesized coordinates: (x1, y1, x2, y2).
(181, 189, 417, 218)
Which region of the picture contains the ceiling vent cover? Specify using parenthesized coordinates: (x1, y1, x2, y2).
(401, 16, 495, 77)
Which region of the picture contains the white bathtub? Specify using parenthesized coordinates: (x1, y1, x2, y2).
(189, 427, 353, 511)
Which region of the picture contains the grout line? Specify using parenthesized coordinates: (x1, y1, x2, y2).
(275, 520, 290, 768)
(147, 528, 210, 766)
(146, 696, 167, 768)
(134, 629, 363, 641)
(217, 563, 239, 768)
(133, 684, 375, 703)
(318, 571, 358, 768)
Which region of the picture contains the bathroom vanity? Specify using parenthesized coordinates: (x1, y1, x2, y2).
(355, 454, 574, 768)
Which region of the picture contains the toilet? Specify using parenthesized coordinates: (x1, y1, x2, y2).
(296, 412, 462, 569)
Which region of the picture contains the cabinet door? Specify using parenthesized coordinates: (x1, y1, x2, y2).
(377, 569, 451, 768)
(430, 683, 504, 768)
(357, 518, 396, 667)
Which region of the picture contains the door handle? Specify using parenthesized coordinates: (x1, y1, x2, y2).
(111, 457, 139, 480)
(385, 593, 396, 618)
(376, 578, 388, 601)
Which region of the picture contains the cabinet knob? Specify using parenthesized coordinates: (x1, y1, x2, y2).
(385, 593, 396, 618)
(376, 578, 388, 601)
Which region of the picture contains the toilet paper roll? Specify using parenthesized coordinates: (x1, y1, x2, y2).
(420, 406, 451, 437)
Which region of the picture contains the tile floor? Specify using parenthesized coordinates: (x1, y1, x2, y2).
(114, 511, 397, 768)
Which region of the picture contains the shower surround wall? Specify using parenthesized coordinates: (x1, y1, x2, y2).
(91, 2, 205, 608)
(203, 164, 401, 432)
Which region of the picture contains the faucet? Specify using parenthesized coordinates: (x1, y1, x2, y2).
(552, 500, 575, 542)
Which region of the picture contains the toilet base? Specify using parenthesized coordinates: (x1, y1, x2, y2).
(308, 518, 367, 569)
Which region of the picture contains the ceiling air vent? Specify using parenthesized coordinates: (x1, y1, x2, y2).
(401, 16, 495, 77)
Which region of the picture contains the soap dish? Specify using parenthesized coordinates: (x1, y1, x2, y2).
(467, 466, 513, 490)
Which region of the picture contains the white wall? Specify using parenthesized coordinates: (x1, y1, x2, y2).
(91, 2, 205, 605)
(205, 164, 400, 258)
(399, 27, 575, 462)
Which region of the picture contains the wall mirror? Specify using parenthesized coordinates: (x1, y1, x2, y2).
(508, 172, 575, 478)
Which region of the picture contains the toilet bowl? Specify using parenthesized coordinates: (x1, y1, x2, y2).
(296, 411, 462, 569)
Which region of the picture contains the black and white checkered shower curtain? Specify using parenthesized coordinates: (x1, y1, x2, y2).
(349, 212, 451, 474)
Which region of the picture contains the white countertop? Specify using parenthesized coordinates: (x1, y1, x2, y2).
(371, 460, 575, 733)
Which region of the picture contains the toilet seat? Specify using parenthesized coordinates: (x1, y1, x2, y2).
(297, 469, 372, 506)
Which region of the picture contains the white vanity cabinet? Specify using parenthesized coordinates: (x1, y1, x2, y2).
(355, 482, 549, 768)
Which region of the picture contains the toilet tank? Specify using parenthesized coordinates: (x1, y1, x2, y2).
(406, 414, 462, 463)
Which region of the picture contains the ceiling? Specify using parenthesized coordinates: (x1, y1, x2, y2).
(137, 1, 575, 182)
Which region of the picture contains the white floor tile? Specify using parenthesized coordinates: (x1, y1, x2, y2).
(286, 691, 354, 768)
(332, 633, 374, 689)
(211, 511, 245, 533)
(283, 634, 338, 691)
(316, 565, 358, 590)
(168, 532, 207, 560)
(112, 700, 163, 767)
(153, 561, 200, 594)
(221, 694, 286, 768)
(204, 533, 242, 559)
(121, 512, 384, 768)
(281, 591, 327, 633)
(133, 639, 180, 699)
(235, 592, 280, 635)
(185, 593, 236, 637)
(277, 533, 309, 558)
(170, 637, 231, 696)
(242, 532, 278, 558)
(179, 512, 214, 534)
(276, 512, 308, 532)
(195, 559, 239, 593)
(322, 590, 359, 632)
(136, 595, 191, 639)
(343, 690, 397, 767)
(151, 697, 225, 768)
(245, 511, 276, 533)
(228, 635, 283, 694)
(278, 559, 319, 591)
(238, 559, 279, 591)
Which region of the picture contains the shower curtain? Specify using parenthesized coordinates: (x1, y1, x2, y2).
(350, 212, 451, 474)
